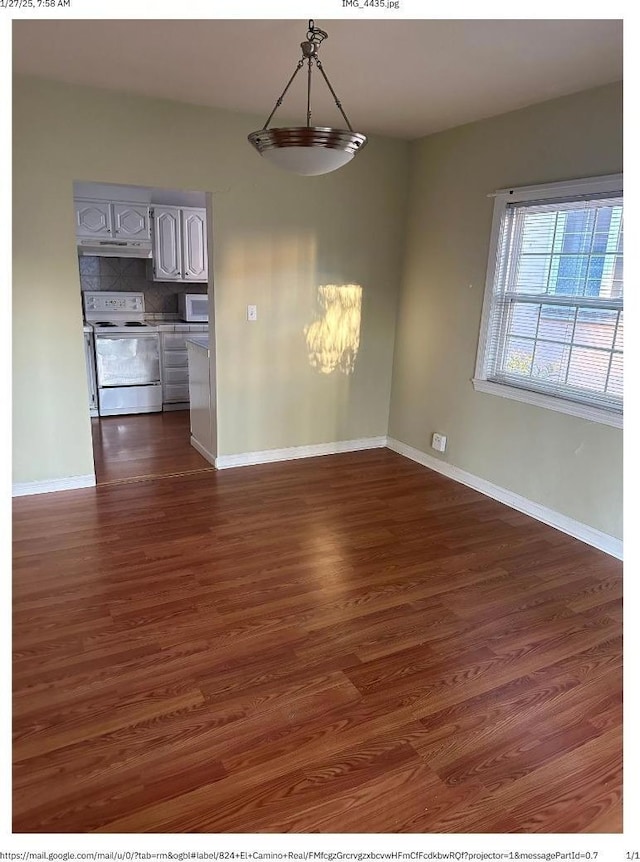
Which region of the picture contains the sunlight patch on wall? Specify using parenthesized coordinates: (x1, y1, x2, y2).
(304, 284, 363, 375)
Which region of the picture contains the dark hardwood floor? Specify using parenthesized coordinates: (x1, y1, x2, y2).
(91, 410, 213, 485)
(12, 449, 622, 833)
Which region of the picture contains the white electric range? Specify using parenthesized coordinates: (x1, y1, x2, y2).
(83, 292, 162, 417)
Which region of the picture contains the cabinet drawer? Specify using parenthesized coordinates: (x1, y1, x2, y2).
(162, 333, 188, 350)
(163, 366, 188, 385)
(163, 383, 190, 403)
(162, 349, 188, 368)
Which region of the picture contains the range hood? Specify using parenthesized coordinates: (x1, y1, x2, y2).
(77, 238, 152, 258)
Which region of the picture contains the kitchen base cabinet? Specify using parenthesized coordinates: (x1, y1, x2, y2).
(84, 329, 98, 418)
(186, 337, 216, 466)
(159, 324, 208, 409)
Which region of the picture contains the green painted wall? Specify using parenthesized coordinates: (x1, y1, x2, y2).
(389, 82, 623, 538)
(12, 76, 409, 482)
(12, 75, 623, 541)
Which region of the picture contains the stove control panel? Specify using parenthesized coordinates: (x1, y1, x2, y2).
(83, 292, 145, 314)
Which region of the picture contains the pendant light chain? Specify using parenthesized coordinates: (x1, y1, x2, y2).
(261, 58, 304, 131)
(314, 58, 354, 133)
(260, 19, 354, 132)
(307, 57, 312, 128)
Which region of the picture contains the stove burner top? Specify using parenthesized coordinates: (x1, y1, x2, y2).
(91, 320, 150, 328)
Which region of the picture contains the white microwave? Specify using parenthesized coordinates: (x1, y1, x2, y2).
(179, 293, 209, 322)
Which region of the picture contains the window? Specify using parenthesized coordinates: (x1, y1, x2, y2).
(473, 174, 623, 428)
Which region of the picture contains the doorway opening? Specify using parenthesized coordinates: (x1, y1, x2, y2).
(74, 179, 216, 485)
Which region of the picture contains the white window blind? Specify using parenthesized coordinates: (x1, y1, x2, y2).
(476, 183, 623, 421)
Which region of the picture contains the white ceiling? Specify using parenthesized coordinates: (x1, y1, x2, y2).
(12, 19, 622, 140)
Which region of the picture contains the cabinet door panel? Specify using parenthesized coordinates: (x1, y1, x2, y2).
(163, 349, 188, 368)
(163, 366, 189, 385)
(75, 199, 112, 238)
(152, 207, 182, 281)
(113, 203, 151, 239)
(163, 333, 188, 351)
(163, 383, 190, 403)
(181, 209, 208, 282)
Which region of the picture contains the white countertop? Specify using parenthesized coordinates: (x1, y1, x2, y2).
(155, 323, 210, 332)
(186, 335, 209, 351)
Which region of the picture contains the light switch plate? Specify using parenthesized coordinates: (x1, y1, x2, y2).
(247, 305, 257, 321)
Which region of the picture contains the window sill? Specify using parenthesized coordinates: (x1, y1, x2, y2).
(471, 378, 623, 429)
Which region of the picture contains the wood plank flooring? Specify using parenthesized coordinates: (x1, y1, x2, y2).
(12, 449, 622, 833)
(91, 410, 213, 485)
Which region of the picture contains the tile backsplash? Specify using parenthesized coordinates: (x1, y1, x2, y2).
(78, 257, 207, 315)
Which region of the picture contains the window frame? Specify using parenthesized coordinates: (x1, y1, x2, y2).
(473, 173, 623, 429)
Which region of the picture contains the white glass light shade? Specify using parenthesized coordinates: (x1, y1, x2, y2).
(248, 127, 367, 177)
(262, 146, 354, 176)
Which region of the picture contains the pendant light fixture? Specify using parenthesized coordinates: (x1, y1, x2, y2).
(248, 20, 368, 176)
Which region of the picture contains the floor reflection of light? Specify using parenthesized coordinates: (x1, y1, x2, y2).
(308, 528, 347, 598)
(304, 284, 363, 375)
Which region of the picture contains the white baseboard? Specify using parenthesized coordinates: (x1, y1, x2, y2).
(13, 439, 619, 559)
(12, 474, 96, 497)
(215, 436, 388, 470)
(190, 436, 216, 466)
(386, 437, 622, 560)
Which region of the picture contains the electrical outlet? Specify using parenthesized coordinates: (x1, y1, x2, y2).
(247, 305, 257, 322)
(431, 433, 447, 453)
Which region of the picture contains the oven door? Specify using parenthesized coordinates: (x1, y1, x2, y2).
(94, 333, 161, 387)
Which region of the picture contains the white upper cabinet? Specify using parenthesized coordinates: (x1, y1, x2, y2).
(75, 199, 113, 239)
(151, 206, 208, 283)
(181, 209, 208, 281)
(74, 198, 151, 241)
(152, 206, 182, 281)
(112, 203, 151, 239)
